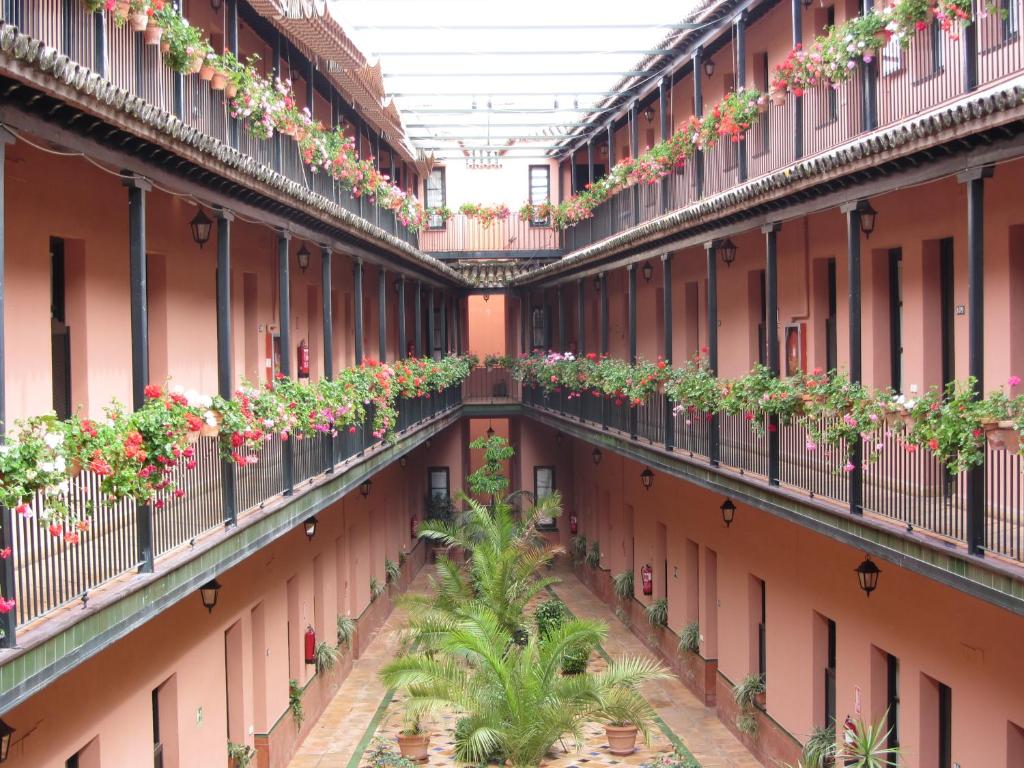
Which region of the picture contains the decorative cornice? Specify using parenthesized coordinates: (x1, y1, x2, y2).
(0, 24, 469, 287)
(518, 77, 1024, 286)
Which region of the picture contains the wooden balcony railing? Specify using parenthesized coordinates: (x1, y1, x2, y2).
(419, 213, 562, 256)
(0, 0, 420, 249)
(8, 388, 461, 631)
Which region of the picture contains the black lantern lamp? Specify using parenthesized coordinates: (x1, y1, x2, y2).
(360, 479, 372, 498)
(592, 447, 602, 465)
(199, 579, 222, 613)
(704, 58, 716, 77)
(190, 207, 213, 249)
(0, 719, 14, 763)
(642, 107, 655, 123)
(719, 238, 737, 267)
(486, 426, 495, 439)
(859, 201, 878, 239)
(640, 467, 654, 490)
(296, 244, 311, 273)
(855, 555, 881, 597)
(720, 498, 737, 527)
(303, 516, 318, 541)
(641, 262, 653, 283)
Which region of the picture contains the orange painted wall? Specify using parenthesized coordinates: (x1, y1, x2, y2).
(467, 295, 507, 356)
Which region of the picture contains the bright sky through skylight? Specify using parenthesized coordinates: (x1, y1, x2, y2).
(326, 0, 701, 160)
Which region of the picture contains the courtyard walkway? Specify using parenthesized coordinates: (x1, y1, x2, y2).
(286, 563, 760, 768)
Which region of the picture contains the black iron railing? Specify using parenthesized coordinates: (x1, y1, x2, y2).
(1, 0, 419, 249)
(521, 386, 1024, 565)
(7, 385, 462, 630)
(463, 367, 521, 402)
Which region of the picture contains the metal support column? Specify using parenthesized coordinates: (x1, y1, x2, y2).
(427, 288, 436, 359)
(415, 280, 423, 357)
(378, 267, 387, 362)
(0, 130, 15, 647)
(600, 272, 609, 430)
(321, 246, 335, 470)
(217, 209, 238, 522)
(659, 77, 671, 212)
(763, 223, 781, 485)
(628, 264, 639, 438)
(693, 49, 705, 199)
(95, 8, 108, 78)
(841, 201, 865, 514)
(705, 242, 720, 466)
(629, 101, 640, 223)
(273, 31, 283, 172)
(735, 11, 748, 181)
(577, 278, 586, 354)
(557, 286, 566, 352)
(961, 166, 993, 554)
(791, 0, 803, 159)
(397, 276, 407, 359)
(226, 0, 239, 148)
(964, 0, 979, 92)
(278, 232, 294, 494)
(520, 290, 527, 354)
(125, 173, 154, 571)
(662, 253, 674, 451)
(353, 259, 364, 364)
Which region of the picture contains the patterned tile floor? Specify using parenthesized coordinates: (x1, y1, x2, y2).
(287, 563, 760, 768)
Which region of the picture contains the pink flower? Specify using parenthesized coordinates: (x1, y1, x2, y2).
(805, 440, 817, 452)
(1009, 375, 1021, 388)
(0, 597, 15, 614)
(843, 462, 856, 473)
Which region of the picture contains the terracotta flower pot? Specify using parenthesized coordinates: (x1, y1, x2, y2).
(186, 430, 201, 445)
(770, 88, 787, 107)
(396, 733, 431, 763)
(129, 11, 148, 32)
(604, 724, 639, 755)
(985, 421, 1021, 453)
(159, 39, 171, 54)
(198, 63, 216, 81)
(144, 24, 163, 45)
(225, 82, 238, 99)
(210, 71, 228, 91)
(115, 0, 130, 15)
(188, 54, 204, 75)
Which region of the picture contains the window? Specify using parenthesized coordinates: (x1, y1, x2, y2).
(429, 467, 450, 500)
(930, 18, 945, 74)
(528, 165, 551, 225)
(886, 653, 900, 751)
(425, 168, 446, 228)
(824, 618, 836, 727)
(530, 306, 548, 351)
(938, 682, 952, 768)
(534, 466, 555, 528)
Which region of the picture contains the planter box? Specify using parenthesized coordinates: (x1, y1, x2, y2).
(715, 674, 802, 768)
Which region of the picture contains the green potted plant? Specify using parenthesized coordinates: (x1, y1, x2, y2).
(395, 708, 431, 762)
(227, 741, 256, 768)
(836, 714, 899, 767)
(646, 598, 668, 627)
(612, 570, 634, 600)
(677, 621, 700, 655)
(313, 640, 339, 674)
(594, 683, 666, 755)
(733, 674, 766, 736)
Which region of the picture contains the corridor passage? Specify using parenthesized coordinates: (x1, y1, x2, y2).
(287, 563, 760, 768)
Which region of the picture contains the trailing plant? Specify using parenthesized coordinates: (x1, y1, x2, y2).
(640, 749, 701, 768)
(678, 621, 700, 655)
(366, 737, 415, 768)
(801, 724, 837, 768)
(227, 741, 256, 768)
(569, 534, 588, 562)
(385, 558, 401, 585)
(585, 539, 601, 569)
(288, 678, 304, 728)
(313, 640, 339, 674)
(370, 577, 384, 601)
(836, 714, 899, 767)
(733, 674, 766, 736)
(336, 615, 356, 648)
(458, 202, 511, 226)
(612, 570, 635, 600)
(646, 598, 669, 627)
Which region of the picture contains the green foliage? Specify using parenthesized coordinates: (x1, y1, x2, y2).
(227, 741, 256, 768)
(385, 558, 401, 585)
(640, 749, 701, 768)
(569, 534, 588, 562)
(370, 577, 384, 602)
(585, 539, 601, 569)
(836, 714, 899, 767)
(646, 598, 669, 628)
(733, 674, 766, 737)
(678, 622, 700, 655)
(466, 435, 515, 500)
(366, 737, 415, 768)
(313, 641, 339, 674)
(336, 615, 356, 648)
(534, 597, 569, 639)
(801, 725, 837, 768)
(612, 570, 635, 600)
(288, 679, 304, 728)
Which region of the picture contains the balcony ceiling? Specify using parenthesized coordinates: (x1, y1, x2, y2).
(326, 0, 705, 162)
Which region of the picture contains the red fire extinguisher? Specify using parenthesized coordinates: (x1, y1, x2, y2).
(410, 514, 418, 538)
(569, 513, 578, 535)
(843, 715, 858, 746)
(297, 340, 310, 379)
(304, 625, 316, 665)
(641, 563, 654, 596)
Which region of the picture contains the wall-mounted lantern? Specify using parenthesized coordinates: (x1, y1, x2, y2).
(199, 579, 222, 614)
(640, 467, 654, 490)
(720, 498, 737, 527)
(855, 556, 881, 597)
(303, 516, 318, 541)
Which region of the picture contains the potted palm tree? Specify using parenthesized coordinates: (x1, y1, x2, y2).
(395, 709, 431, 763)
(596, 683, 663, 755)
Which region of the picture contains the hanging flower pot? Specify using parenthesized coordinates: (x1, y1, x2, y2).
(159, 39, 171, 55)
(770, 88, 787, 107)
(984, 420, 1020, 453)
(225, 82, 238, 99)
(144, 24, 163, 46)
(128, 11, 148, 32)
(200, 412, 222, 438)
(68, 458, 83, 479)
(186, 429, 201, 445)
(188, 54, 204, 75)
(198, 62, 216, 81)
(210, 71, 228, 91)
(114, 0, 130, 16)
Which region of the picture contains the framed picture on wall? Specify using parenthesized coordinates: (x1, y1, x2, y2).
(784, 323, 805, 376)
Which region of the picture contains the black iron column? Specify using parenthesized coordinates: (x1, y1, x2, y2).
(278, 232, 294, 495)
(273, 31, 283, 172)
(440, 291, 448, 355)
(577, 278, 586, 353)
(659, 76, 671, 213)
(125, 173, 154, 572)
(321, 245, 335, 471)
(0, 130, 14, 647)
(170, 2, 182, 118)
(520, 290, 527, 354)
(693, 49, 705, 199)
(860, 0, 878, 130)
(600, 272, 609, 430)
(586, 140, 595, 242)
(735, 11, 748, 182)
(95, 7, 108, 78)
(628, 265, 639, 438)
(378, 267, 387, 362)
(570, 155, 578, 197)
(763, 223, 781, 485)
(353, 259, 364, 364)
(791, 0, 803, 159)
(524, 290, 532, 353)
(662, 253, 675, 451)
(397, 275, 407, 359)
(453, 296, 461, 355)
(961, 166, 993, 554)
(427, 287, 436, 358)
(629, 101, 640, 223)
(841, 201, 865, 515)
(964, 0, 979, 92)
(607, 121, 616, 170)
(415, 280, 424, 356)
(705, 242, 720, 466)
(217, 209, 238, 524)
(226, 0, 239, 148)
(557, 286, 566, 352)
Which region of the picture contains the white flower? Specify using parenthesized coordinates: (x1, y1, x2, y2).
(199, 394, 213, 409)
(204, 410, 218, 426)
(43, 432, 64, 449)
(909, 383, 918, 394)
(40, 461, 55, 473)
(172, 384, 185, 395)
(54, 456, 66, 473)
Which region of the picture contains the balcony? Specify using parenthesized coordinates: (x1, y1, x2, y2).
(420, 212, 563, 259)
(559, 4, 1024, 255)
(0, 0, 420, 248)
